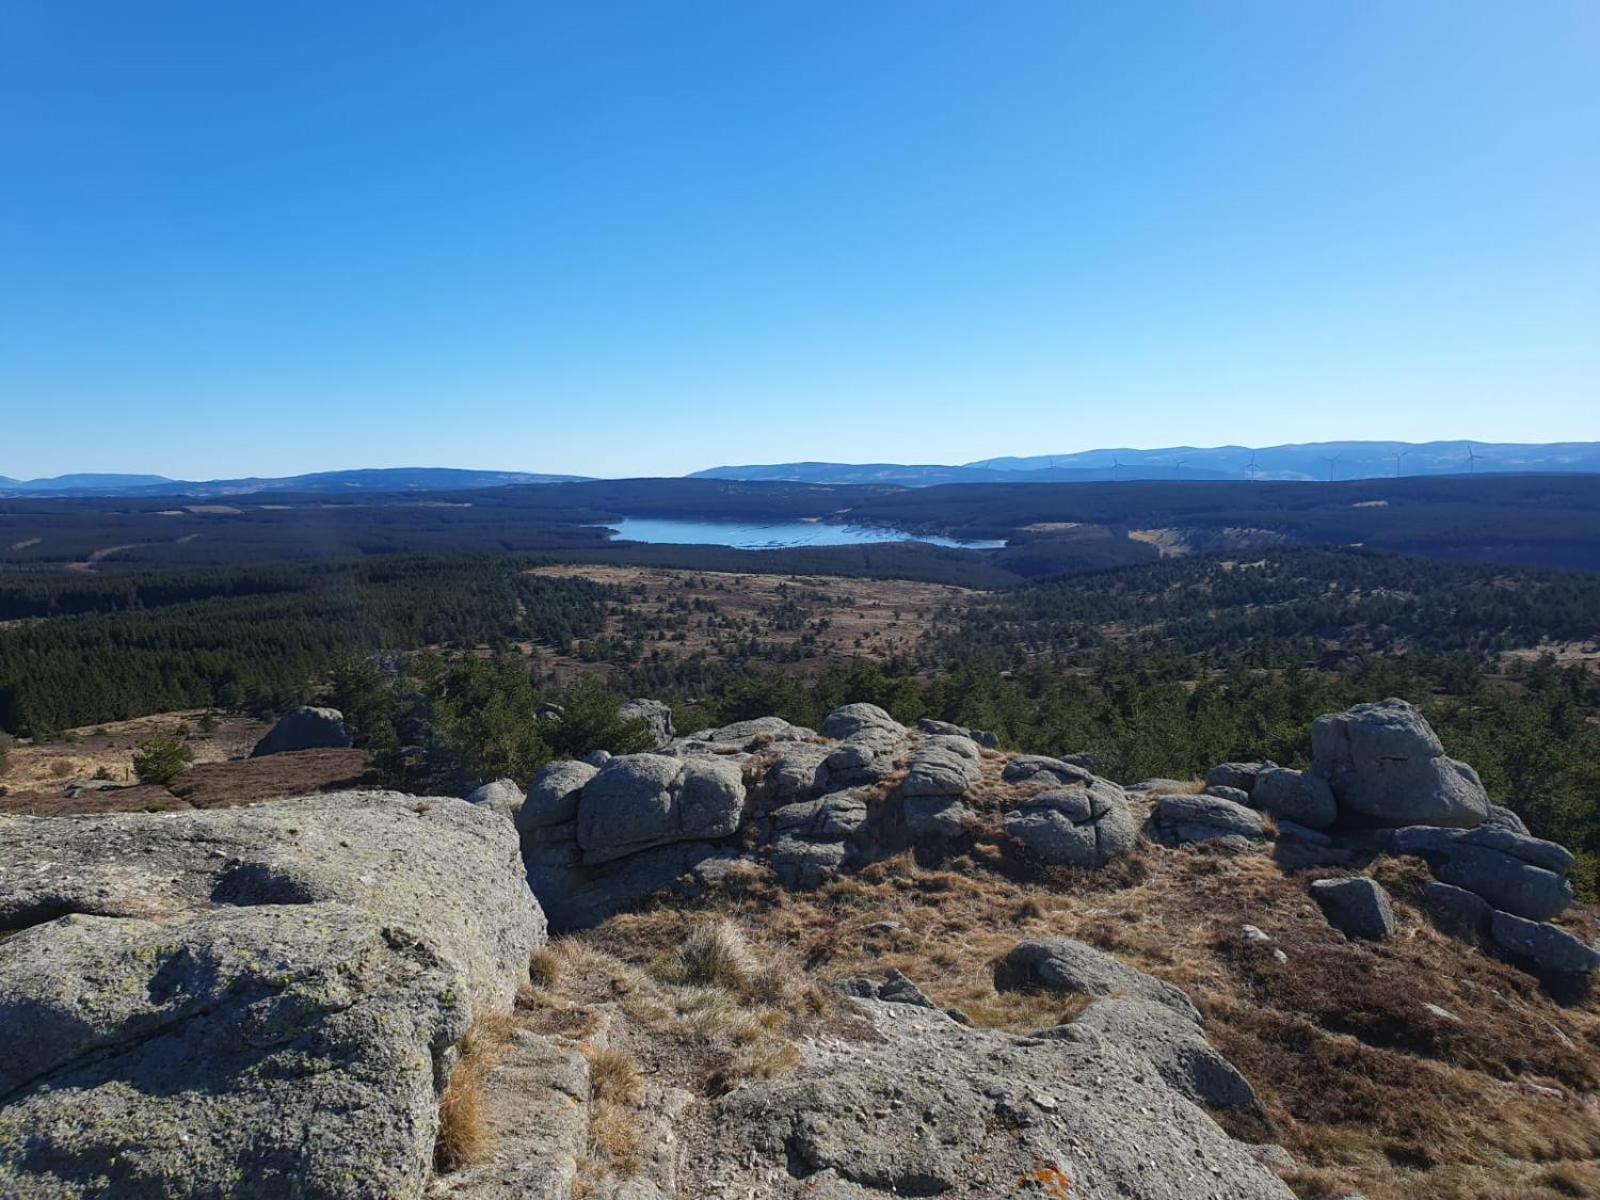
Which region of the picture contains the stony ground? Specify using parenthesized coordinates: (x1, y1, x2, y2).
(478, 779, 1600, 1200)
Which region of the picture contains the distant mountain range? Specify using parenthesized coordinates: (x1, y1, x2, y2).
(7, 441, 1599, 499)
(694, 441, 1600, 485)
(0, 467, 589, 498)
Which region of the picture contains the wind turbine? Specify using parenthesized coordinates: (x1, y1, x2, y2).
(1112, 457, 1123, 482)
(1465, 442, 1478, 474)
(1174, 459, 1188, 480)
(1392, 450, 1407, 478)
(1322, 455, 1339, 482)
(1246, 450, 1258, 482)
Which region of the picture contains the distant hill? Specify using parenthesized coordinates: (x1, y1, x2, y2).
(691, 461, 1230, 485)
(0, 467, 588, 498)
(697, 441, 1600, 485)
(2, 473, 176, 493)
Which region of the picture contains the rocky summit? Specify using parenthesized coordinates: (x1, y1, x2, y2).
(3, 697, 1599, 1199)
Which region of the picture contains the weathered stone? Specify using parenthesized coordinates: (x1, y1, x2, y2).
(1004, 780, 1138, 868)
(1421, 881, 1494, 941)
(771, 836, 850, 889)
(1253, 767, 1337, 829)
(902, 794, 975, 838)
(824, 725, 904, 785)
(250, 705, 352, 757)
(915, 718, 998, 749)
(713, 999, 1294, 1200)
(1154, 793, 1269, 844)
(1310, 698, 1489, 827)
(769, 741, 834, 801)
(820, 703, 904, 741)
(901, 736, 983, 797)
(1204, 761, 1275, 795)
(1490, 911, 1600, 975)
(1390, 824, 1575, 876)
(1204, 784, 1253, 806)
(1311, 877, 1396, 940)
(682, 716, 815, 751)
(466, 777, 523, 823)
(0, 793, 544, 1200)
(769, 791, 869, 840)
(576, 755, 744, 865)
(1066, 996, 1260, 1111)
(617, 698, 675, 748)
(1389, 828, 1575, 921)
(1002, 755, 1095, 787)
(519, 760, 599, 834)
(994, 938, 1200, 1023)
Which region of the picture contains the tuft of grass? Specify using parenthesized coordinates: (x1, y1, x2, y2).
(651, 918, 759, 994)
(529, 946, 562, 989)
(586, 1046, 643, 1105)
(433, 1012, 513, 1173)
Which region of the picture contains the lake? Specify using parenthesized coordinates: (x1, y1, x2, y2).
(600, 516, 1006, 551)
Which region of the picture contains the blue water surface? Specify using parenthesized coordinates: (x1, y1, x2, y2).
(601, 516, 1005, 551)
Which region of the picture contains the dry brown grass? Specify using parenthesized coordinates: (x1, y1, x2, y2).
(585, 834, 1600, 1200)
(585, 1046, 643, 1105)
(433, 1012, 515, 1173)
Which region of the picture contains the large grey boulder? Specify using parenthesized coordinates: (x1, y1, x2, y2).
(1489, 911, 1600, 976)
(575, 754, 745, 865)
(250, 705, 353, 757)
(1310, 698, 1489, 828)
(901, 735, 983, 797)
(825, 725, 906, 786)
(712, 998, 1294, 1200)
(821, 702, 904, 741)
(617, 698, 674, 748)
(1004, 778, 1138, 868)
(1253, 767, 1337, 829)
(1389, 826, 1575, 920)
(1311, 877, 1396, 941)
(0, 793, 545, 1200)
(518, 759, 599, 834)
(1153, 793, 1269, 845)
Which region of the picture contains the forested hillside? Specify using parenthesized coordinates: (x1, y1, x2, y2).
(0, 557, 617, 735)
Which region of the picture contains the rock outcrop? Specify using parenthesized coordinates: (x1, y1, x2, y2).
(466, 777, 523, 822)
(0, 793, 545, 1200)
(1310, 698, 1489, 827)
(713, 997, 1293, 1199)
(250, 704, 353, 757)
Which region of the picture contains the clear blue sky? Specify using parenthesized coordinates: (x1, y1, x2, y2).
(2, 2, 1596, 479)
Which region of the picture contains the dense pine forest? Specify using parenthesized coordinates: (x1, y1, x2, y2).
(0, 557, 617, 735)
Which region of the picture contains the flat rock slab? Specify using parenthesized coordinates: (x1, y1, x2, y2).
(0, 792, 545, 1200)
